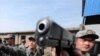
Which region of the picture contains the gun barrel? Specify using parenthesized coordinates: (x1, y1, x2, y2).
(36, 19, 51, 34)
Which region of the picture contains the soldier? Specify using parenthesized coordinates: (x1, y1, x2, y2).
(51, 29, 99, 56)
(73, 29, 99, 56)
(19, 39, 26, 51)
(0, 34, 18, 56)
(6, 34, 16, 47)
(26, 37, 38, 56)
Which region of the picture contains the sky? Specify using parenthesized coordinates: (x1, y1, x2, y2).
(0, 0, 82, 32)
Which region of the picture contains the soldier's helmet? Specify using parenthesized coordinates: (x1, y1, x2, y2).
(7, 34, 15, 39)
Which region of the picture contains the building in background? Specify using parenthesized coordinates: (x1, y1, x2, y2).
(0, 28, 79, 45)
(82, 0, 100, 41)
(0, 31, 35, 44)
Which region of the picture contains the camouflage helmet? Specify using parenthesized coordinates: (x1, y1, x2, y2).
(7, 34, 15, 39)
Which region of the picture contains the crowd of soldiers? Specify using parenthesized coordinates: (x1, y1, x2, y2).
(0, 29, 99, 56)
(0, 34, 40, 56)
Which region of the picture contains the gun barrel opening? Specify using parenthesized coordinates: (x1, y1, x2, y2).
(39, 23, 45, 31)
(37, 19, 50, 34)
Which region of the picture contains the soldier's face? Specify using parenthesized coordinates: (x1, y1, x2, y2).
(28, 40, 36, 49)
(75, 36, 95, 52)
(7, 39, 15, 45)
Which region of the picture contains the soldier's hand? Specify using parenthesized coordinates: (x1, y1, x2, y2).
(51, 47, 56, 56)
(73, 50, 82, 56)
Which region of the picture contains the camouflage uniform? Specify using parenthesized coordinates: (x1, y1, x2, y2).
(0, 45, 20, 56)
(0, 45, 39, 56)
